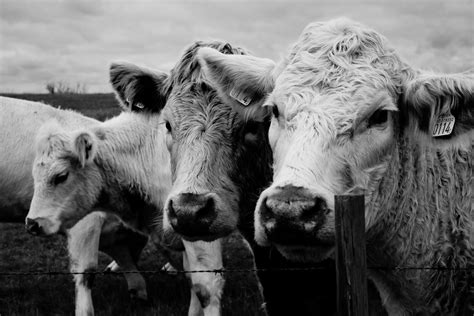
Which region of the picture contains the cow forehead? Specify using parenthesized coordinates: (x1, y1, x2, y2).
(165, 84, 242, 137)
(33, 155, 70, 182)
(270, 18, 404, 124)
(35, 133, 71, 162)
(282, 18, 399, 77)
(35, 150, 70, 168)
(163, 40, 249, 139)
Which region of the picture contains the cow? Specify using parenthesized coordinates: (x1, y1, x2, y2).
(195, 18, 473, 315)
(0, 96, 156, 314)
(0, 96, 223, 316)
(110, 41, 338, 316)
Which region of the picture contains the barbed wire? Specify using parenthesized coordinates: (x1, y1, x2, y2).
(0, 265, 472, 277)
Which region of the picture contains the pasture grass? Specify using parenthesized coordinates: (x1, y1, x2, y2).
(0, 224, 264, 316)
(1, 93, 121, 121)
(0, 94, 265, 316)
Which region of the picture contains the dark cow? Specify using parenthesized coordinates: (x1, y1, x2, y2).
(110, 41, 338, 315)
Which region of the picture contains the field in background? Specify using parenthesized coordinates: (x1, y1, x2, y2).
(1, 93, 121, 121)
(0, 94, 265, 316)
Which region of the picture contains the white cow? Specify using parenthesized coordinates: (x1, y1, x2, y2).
(0, 96, 154, 314)
(197, 18, 473, 315)
(0, 96, 222, 316)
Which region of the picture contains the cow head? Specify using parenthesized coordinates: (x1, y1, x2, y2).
(198, 18, 473, 261)
(27, 123, 103, 235)
(110, 41, 273, 242)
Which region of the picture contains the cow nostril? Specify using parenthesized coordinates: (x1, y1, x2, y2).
(167, 200, 178, 227)
(195, 197, 216, 224)
(264, 218, 277, 234)
(301, 196, 328, 220)
(261, 197, 274, 221)
(26, 218, 41, 235)
(314, 196, 328, 212)
(304, 221, 317, 232)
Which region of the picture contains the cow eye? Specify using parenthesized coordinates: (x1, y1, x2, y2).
(368, 110, 388, 127)
(53, 172, 69, 186)
(165, 121, 172, 132)
(272, 105, 280, 119)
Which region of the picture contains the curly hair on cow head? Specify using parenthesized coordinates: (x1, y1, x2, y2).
(109, 40, 248, 114)
(168, 40, 248, 88)
(277, 17, 414, 101)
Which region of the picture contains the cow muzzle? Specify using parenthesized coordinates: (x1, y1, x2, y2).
(166, 193, 219, 241)
(25, 218, 45, 236)
(257, 185, 333, 247)
(25, 217, 60, 236)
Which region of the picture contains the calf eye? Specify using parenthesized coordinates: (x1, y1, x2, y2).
(53, 172, 69, 186)
(272, 105, 280, 119)
(165, 121, 172, 132)
(368, 110, 388, 127)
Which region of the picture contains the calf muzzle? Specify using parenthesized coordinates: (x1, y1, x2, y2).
(167, 193, 217, 239)
(25, 218, 43, 236)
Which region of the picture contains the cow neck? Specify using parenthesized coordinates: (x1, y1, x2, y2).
(367, 132, 472, 269)
(232, 121, 273, 242)
(94, 112, 171, 215)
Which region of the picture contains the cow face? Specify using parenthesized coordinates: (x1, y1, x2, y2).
(110, 41, 272, 242)
(198, 18, 474, 262)
(26, 124, 102, 235)
(255, 20, 404, 261)
(162, 83, 272, 241)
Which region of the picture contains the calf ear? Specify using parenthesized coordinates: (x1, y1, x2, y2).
(403, 71, 473, 146)
(72, 131, 98, 168)
(197, 47, 276, 122)
(109, 61, 169, 113)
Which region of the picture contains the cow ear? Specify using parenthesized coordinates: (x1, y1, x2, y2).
(402, 71, 474, 146)
(109, 61, 169, 113)
(197, 47, 276, 121)
(72, 131, 97, 168)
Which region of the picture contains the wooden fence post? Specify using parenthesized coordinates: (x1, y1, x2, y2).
(335, 194, 368, 316)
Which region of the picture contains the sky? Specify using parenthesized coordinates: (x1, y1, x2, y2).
(0, 0, 473, 93)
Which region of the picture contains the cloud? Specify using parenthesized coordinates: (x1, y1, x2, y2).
(0, 0, 472, 92)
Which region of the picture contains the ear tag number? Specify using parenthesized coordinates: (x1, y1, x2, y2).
(432, 113, 455, 137)
(230, 88, 252, 107)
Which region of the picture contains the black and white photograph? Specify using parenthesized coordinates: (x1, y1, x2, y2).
(0, 0, 472, 315)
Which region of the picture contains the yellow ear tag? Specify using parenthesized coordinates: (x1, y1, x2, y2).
(230, 87, 252, 106)
(432, 113, 455, 137)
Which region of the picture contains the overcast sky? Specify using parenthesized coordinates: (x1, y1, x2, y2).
(0, 0, 472, 93)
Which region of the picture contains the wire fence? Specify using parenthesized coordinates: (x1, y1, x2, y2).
(0, 266, 472, 277)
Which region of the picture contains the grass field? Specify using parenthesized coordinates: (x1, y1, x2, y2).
(0, 94, 265, 316)
(1, 93, 121, 121)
